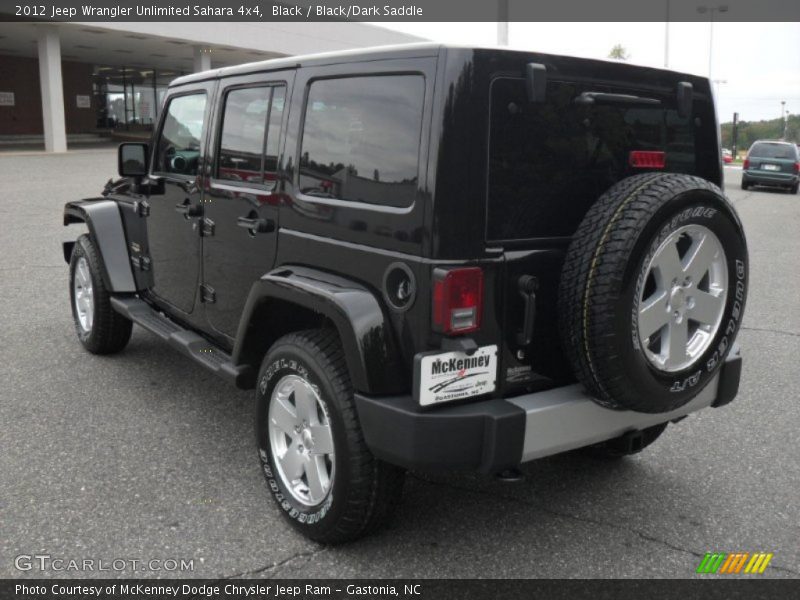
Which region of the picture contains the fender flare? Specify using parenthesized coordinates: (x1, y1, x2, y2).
(63, 199, 137, 293)
(233, 266, 406, 395)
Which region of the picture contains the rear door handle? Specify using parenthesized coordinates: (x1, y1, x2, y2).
(516, 275, 539, 346)
(237, 216, 275, 234)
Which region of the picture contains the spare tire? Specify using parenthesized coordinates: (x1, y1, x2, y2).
(558, 173, 748, 413)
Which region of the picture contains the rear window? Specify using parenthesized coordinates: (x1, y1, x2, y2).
(749, 142, 797, 160)
(299, 75, 425, 208)
(487, 78, 696, 241)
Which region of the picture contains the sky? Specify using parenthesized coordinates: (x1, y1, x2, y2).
(375, 22, 800, 123)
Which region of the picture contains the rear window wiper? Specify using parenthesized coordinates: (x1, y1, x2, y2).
(574, 92, 662, 107)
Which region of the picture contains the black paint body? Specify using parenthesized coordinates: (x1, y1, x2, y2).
(67, 44, 723, 404)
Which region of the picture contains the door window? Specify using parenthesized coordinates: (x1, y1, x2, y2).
(299, 75, 425, 208)
(154, 93, 207, 177)
(216, 85, 286, 185)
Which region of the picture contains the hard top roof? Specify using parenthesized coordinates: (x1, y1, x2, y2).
(171, 42, 443, 86)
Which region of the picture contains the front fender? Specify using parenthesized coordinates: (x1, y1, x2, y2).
(233, 266, 405, 395)
(63, 199, 136, 293)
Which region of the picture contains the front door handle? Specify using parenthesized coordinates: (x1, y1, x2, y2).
(237, 216, 275, 234)
(175, 201, 202, 217)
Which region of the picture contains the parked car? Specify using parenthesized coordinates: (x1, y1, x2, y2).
(722, 148, 733, 164)
(741, 140, 800, 193)
(63, 44, 748, 543)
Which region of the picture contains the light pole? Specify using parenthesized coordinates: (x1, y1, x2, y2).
(697, 4, 728, 79)
(781, 100, 787, 139)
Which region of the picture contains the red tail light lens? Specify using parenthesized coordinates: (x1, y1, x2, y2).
(432, 267, 483, 335)
(629, 151, 665, 169)
(743, 158, 750, 169)
(794, 162, 799, 174)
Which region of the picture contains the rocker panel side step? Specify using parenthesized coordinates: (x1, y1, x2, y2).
(110, 296, 254, 389)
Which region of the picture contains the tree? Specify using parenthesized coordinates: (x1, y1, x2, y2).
(608, 44, 630, 61)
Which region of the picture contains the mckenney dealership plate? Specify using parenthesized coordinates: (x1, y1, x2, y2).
(415, 345, 498, 407)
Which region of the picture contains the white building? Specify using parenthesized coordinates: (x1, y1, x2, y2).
(0, 21, 422, 151)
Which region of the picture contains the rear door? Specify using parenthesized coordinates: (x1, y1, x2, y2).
(201, 71, 293, 342)
(486, 75, 712, 394)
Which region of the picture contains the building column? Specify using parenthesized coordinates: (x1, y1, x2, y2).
(37, 26, 67, 153)
(193, 46, 212, 73)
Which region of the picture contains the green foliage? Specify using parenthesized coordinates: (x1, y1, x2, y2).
(608, 44, 630, 60)
(720, 114, 799, 152)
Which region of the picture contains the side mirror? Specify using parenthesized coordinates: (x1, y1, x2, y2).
(526, 63, 547, 103)
(677, 82, 693, 119)
(118, 143, 149, 178)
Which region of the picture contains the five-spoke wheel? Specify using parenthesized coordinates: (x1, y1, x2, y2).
(268, 374, 335, 506)
(637, 224, 728, 372)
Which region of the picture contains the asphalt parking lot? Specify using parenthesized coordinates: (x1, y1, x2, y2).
(1, 151, 798, 580)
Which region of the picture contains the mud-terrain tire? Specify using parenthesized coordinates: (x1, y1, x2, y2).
(581, 423, 668, 459)
(69, 234, 132, 354)
(255, 329, 405, 544)
(558, 173, 748, 413)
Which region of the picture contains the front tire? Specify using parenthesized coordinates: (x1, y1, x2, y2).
(255, 329, 405, 544)
(69, 234, 132, 354)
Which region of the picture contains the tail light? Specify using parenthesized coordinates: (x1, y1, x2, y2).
(629, 151, 665, 169)
(432, 267, 483, 335)
(743, 158, 750, 169)
(794, 162, 799, 174)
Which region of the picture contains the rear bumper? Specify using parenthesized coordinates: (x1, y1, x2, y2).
(355, 346, 742, 473)
(743, 170, 798, 186)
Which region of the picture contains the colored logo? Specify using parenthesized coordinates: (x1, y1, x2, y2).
(696, 552, 773, 574)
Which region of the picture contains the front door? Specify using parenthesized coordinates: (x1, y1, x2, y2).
(202, 73, 291, 340)
(147, 84, 215, 314)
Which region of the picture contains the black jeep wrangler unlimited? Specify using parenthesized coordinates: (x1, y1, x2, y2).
(64, 44, 747, 543)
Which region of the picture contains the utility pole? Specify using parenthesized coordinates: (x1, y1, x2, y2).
(497, 0, 509, 46)
(731, 112, 739, 158)
(664, 0, 670, 68)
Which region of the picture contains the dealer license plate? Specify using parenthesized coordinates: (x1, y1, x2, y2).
(416, 345, 498, 406)
(762, 164, 780, 171)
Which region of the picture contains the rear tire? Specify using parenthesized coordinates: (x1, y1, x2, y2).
(255, 329, 405, 544)
(558, 173, 748, 413)
(740, 179, 749, 190)
(69, 234, 132, 355)
(790, 183, 798, 194)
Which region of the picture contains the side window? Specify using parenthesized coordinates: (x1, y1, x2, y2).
(216, 85, 286, 185)
(154, 93, 207, 177)
(299, 75, 424, 208)
(218, 87, 268, 183)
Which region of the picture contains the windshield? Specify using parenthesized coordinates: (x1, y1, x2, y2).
(749, 142, 797, 160)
